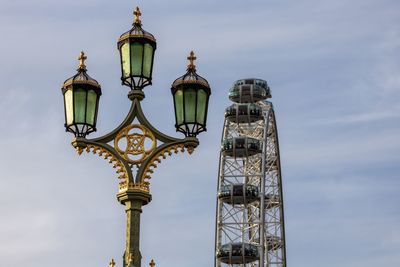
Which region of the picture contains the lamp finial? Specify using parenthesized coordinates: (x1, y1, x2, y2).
(109, 258, 116, 267)
(149, 259, 156, 267)
(187, 50, 197, 71)
(133, 6, 142, 26)
(78, 51, 87, 71)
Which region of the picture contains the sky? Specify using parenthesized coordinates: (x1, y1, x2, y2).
(0, 0, 399, 267)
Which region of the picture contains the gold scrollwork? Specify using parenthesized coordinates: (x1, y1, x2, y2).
(119, 181, 150, 192)
(76, 144, 129, 189)
(114, 124, 157, 165)
(141, 143, 189, 184)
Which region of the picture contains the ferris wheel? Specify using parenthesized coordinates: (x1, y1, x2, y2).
(214, 78, 287, 267)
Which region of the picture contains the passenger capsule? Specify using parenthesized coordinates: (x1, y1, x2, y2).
(217, 243, 259, 264)
(222, 137, 262, 158)
(219, 184, 259, 205)
(229, 78, 271, 103)
(225, 103, 263, 123)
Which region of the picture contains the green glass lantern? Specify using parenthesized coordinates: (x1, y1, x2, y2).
(61, 51, 102, 138)
(117, 7, 157, 90)
(171, 51, 211, 137)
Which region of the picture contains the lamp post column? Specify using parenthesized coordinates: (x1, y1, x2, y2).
(118, 190, 152, 267)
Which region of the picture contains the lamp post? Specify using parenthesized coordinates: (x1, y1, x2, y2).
(61, 7, 211, 267)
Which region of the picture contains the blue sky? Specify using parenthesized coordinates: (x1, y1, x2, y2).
(0, 0, 399, 266)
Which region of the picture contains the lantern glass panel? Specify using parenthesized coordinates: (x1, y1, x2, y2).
(196, 89, 207, 125)
(64, 89, 73, 125)
(143, 43, 153, 78)
(174, 89, 184, 125)
(184, 88, 196, 123)
(74, 88, 87, 124)
(121, 43, 130, 78)
(86, 89, 97, 125)
(131, 42, 143, 76)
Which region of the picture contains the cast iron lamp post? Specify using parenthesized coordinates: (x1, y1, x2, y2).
(61, 7, 211, 267)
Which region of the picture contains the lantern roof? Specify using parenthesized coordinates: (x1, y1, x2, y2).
(172, 51, 210, 90)
(63, 51, 101, 90)
(118, 7, 156, 44)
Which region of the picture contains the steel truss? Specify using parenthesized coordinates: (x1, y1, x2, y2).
(215, 101, 287, 267)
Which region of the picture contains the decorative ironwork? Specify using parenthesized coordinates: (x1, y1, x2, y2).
(133, 6, 142, 26)
(187, 50, 196, 71)
(119, 181, 150, 192)
(62, 6, 210, 267)
(141, 143, 187, 183)
(76, 144, 129, 189)
(78, 51, 87, 71)
(114, 124, 157, 165)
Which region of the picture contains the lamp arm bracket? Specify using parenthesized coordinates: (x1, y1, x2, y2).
(90, 99, 140, 144)
(87, 97, 181, 144)
(72, 137, 133, 187)
(135, 137, 199, 185)
(134, 98, 181, 143)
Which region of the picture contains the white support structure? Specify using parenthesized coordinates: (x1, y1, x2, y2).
(215, 79, 287, 267)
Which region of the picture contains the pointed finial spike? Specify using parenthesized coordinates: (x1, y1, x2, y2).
(78, 51, 87, 71)
(149, 259, 156, 267)
(187, 146, 195, 155)
(133, 6, 142, 25)
(187, 50, 197, 71)
(76, 147, 83, 155)
(109, 258, 116, 267)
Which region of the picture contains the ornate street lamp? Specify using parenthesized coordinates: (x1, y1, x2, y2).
(118, 7, 156, 90)
(62, 51, 102, 138)
(171, 51, 211, 137)
(61, 7, 211, 267)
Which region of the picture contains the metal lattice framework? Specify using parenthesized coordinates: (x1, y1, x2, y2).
(215, 92, 287, 267)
